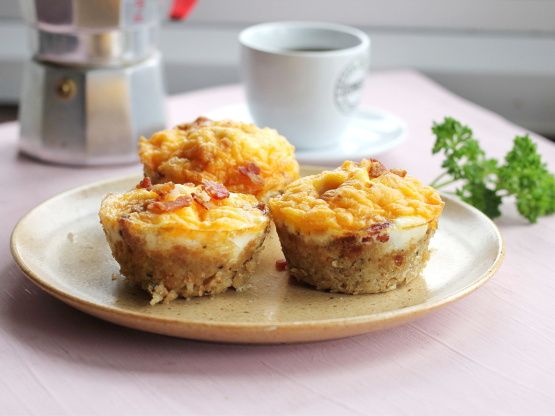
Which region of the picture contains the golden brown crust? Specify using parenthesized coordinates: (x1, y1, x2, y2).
(100, 182, 268, 234)
(269, 159, 444, 238)
(99, 180, 271, 304)
(269, 158, 442, 294)
(106, 219, 270, 304)
(275, 223, 434, 294)
(139, 117, 300, 201)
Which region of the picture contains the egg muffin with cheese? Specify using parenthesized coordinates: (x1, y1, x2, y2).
(269, 159, 444, 294)
(139, 117, 300, 201)
(99, 178, 270, 304)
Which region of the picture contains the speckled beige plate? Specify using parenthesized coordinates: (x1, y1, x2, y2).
(11, 166, 504, 344)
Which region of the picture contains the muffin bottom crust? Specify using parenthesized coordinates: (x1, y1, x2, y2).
(107, 221, 270, 305)
(275, 226, 434, 294)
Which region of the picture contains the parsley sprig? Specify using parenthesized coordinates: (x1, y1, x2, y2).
(430, 117, 555, 223)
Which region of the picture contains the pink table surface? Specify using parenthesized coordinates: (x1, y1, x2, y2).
(1, 70, 554, 415)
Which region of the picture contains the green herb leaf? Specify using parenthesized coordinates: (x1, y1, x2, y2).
(455, 183, 502, 219)
(431, 117, 502, 218)
(430, 117, 555, 223)
(497, 135, 555, 223)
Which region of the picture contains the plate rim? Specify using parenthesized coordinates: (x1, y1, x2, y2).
(10, 171, 505, 338)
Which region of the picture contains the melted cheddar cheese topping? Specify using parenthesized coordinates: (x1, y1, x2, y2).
(269, 159, 444, 237)
(100, 183, 269, 235)
(139, 117, 300, 200)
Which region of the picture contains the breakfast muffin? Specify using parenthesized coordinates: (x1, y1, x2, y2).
(269, 159, 444, 294)
(139, 117, 300, 201)
(99, 178, 270, 304)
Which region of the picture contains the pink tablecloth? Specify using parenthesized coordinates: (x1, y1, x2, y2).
(1, 70, 554, 415)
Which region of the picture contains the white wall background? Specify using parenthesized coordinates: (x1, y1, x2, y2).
(1, 0, 554, 134)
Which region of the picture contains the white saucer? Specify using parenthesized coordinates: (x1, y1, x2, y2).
(206, 103, 407, 165)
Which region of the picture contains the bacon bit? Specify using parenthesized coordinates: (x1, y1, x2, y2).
(367, 159, 388, 178)
(340, 235, 358, 244)
(238, 162, 264, 185)
(363, 223, 391, 243)
(202, 179, 230, 200)
(367, 222, 390, 234)
(376, 234, 390, 243)
(192, 192, 213, 210)
(136, 177, 152, 190)
(390, 169, 407, 178)
(152, 182, 175, 197)
(256, 202, 266, 212)
(176, 116, 212, 131)
(394, 254, 404, 266)
(275, 259, 288, 272)
(245, 162, 260, 174)
(147, 195, 192, 214)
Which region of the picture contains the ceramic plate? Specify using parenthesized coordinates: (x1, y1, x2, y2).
(11, 167, 504, 344)
(206, 104, 407, 165)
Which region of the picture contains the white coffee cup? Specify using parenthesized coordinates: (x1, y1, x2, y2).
(239, 21, 370, 150)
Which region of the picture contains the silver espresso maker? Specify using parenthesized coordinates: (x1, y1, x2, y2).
(18, 0, 187, 165)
